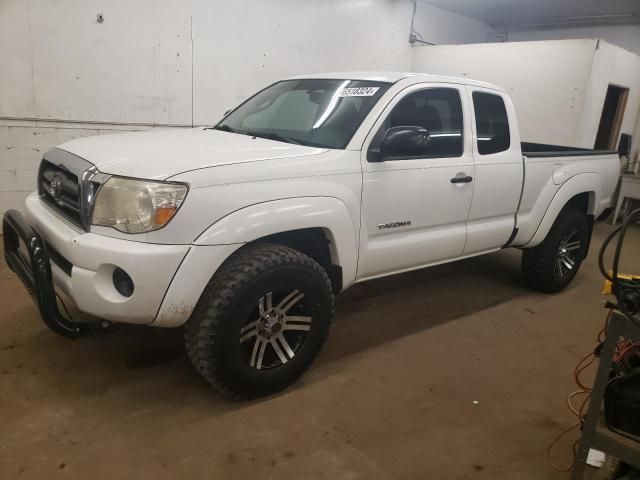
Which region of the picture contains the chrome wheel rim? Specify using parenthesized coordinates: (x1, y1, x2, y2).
(555, 229, 581, 278)
(239, 290, 312, 370)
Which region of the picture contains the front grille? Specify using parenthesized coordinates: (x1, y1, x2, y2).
(36, 148, 106, 231)
(39, 160, 82, 227)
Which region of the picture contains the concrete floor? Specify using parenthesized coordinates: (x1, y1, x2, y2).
(1, 222, 639, 479)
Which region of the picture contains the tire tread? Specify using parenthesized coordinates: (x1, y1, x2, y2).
(184, 243, 334, 400)
(521, 207, 588, 293)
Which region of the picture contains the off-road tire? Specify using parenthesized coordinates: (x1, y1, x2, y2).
(185, 243, 334, 400)
(522, 207, 589, 293)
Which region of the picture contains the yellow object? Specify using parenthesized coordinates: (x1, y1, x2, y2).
(155, 207, 178, 226)
(603, 273, 640, 294)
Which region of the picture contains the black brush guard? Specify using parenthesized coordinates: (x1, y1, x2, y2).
(2, 210, 81, 338)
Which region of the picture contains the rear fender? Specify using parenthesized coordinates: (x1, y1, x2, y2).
(525, 173, 600, 248)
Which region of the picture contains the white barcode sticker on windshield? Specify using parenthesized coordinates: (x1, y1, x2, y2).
(338, 87, 380, 97)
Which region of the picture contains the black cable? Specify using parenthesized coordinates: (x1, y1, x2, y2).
(409, 0, 435, 46)
(598, 224, 623, 283)
(598, 207, 640, 289)
(410, 0, 420, 39)
(613, 208, 640, 283)
(598, 207, 640, 329)
(412, 38, 436, 46)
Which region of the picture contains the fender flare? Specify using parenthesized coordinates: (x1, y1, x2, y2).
(525, 173, 601, 248)
(194, 196, 359, 287)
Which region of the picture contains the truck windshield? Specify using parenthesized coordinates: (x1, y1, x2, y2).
(213, 79, 390, 149)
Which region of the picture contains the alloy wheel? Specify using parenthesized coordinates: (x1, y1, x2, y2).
(239, 289, 312, 370)
(555, 229, 581, 278)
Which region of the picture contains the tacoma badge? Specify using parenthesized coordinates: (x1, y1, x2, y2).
(377, 221, 412, 230)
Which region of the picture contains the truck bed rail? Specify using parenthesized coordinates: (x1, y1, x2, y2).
(522, 142, 617, 158)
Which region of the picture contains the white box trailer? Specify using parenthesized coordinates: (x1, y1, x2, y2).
(411, 39, 640, 164)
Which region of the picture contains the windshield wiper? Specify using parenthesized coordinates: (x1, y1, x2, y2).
(208, 124, 237, 133)
(209, 125, 303, 146)
(247, 131, 303, 146)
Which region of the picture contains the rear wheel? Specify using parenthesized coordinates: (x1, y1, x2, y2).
(185, 243, 334, 399)
(522, 207, 589, 293)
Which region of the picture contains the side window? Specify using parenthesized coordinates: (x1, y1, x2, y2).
(369, 88, 463, 160)
(472, 92, 510, 155)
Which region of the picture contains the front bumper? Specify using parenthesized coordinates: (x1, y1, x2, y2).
(3, 209, 83, 338)
(4, 193, 191, 334)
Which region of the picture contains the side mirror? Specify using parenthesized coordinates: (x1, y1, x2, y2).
(379, 126, 431, 159)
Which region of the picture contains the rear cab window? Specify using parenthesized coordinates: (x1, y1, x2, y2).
(472, 91, 510, 155)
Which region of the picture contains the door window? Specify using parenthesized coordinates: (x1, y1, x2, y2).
(368, 88, 464, 161)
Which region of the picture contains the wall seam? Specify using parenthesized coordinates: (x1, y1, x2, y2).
(25, 0, 38, 121)
(0, 116, 199, 128)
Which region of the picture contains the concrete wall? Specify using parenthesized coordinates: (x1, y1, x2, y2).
(1, 0, 418, 127)
(411, 39, 640, 156)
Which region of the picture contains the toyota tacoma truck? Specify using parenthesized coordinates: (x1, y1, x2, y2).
(3, 72, 620, 399)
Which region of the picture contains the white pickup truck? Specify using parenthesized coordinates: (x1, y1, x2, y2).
(3, 72, 620, 398)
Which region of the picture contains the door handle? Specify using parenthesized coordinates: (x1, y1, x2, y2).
(450, 175, 473, 184)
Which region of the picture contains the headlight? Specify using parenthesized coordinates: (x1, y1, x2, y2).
(92, 177, 188, 233)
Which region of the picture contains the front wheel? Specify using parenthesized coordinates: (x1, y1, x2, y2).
(521, 207, 589, 293)
(185, 243, 334, 399)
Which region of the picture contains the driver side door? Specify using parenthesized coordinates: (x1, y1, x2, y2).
(357, 84, 474, 280)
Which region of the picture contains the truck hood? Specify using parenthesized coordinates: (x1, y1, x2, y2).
(57, 128, 326, 180)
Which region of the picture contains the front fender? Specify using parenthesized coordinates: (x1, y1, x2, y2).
(525, 173, 600, 248)
(195, 196, 359, 287)
(154, 197, 358, 327)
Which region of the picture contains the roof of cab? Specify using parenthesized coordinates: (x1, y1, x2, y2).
(285, 71, 504, 92)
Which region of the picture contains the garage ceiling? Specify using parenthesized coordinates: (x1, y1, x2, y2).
(421, 0, 640, 28)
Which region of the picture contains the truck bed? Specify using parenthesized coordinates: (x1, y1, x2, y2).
(513, 143, 620, 248)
